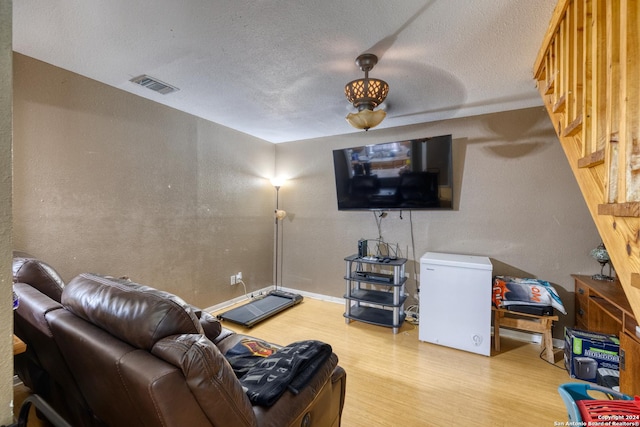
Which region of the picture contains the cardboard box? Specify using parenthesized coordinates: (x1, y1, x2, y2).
(564, 328, 620, 383)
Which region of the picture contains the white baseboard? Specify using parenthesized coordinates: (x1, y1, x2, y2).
(205, 288, 565, 349)
(278, 286, 345, 305)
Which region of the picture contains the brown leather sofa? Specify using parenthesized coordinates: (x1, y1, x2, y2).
(13, 255, 346, 427)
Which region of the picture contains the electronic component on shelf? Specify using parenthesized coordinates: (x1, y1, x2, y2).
(353, 270, 394, 283)
(358, 239, 368, 258)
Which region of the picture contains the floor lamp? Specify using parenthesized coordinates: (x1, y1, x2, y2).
(271, 178, 287, 290)
(215, 178, 301, 327)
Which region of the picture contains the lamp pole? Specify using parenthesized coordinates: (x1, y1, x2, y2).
(274, 184, 281, 290)
(271, 178, 287, 290)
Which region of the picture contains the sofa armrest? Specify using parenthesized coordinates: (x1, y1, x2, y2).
(188, 305, 225, 342)
(197, 311, 223, 341)
(152, 334, 257, 427)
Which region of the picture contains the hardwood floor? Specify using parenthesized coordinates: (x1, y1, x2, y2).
(14, 297, 577, 426)
(214, 297, 575, 426)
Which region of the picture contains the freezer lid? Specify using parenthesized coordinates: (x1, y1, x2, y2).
(420, 252, 492, 270)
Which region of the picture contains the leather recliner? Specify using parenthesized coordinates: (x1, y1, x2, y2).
(13, 257, 346, 427)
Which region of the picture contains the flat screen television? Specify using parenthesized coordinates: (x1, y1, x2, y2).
(332, 134, 453, 211)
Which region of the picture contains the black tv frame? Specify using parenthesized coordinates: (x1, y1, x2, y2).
(332, 134, 453, 211)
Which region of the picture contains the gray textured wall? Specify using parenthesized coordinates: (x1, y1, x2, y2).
(275, 107, 601, 336)
(13, 53, 276, 306)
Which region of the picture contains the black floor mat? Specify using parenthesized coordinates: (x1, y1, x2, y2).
(218, 292, 302, 327)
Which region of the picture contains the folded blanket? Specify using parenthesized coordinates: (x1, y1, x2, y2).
(239, 340, 332, 406)
(224, 338, 279, 378)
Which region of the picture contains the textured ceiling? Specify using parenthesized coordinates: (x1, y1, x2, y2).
(13, 0, 557, 143)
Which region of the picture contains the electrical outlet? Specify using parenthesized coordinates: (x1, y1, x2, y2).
(237, 272, 242, 280)
(230, 275, 236, 286)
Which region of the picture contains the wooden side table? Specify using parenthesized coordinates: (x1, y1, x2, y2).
(13, 335, 26, 355)
(492, 307, 558, 363)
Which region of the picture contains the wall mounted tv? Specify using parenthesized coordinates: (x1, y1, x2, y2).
(332, 134, 453, 211)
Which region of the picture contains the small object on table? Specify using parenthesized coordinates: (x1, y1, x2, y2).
(590, 243, 614, 281)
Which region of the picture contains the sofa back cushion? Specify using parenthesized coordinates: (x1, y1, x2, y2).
(62, 273, 203, 350)
(13, 255, 65, 302)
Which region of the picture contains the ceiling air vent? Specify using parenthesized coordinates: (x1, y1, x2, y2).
(130, 75, 179, 95)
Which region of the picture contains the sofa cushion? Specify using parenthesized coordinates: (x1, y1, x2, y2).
(13, 255, 65, 302)
(62, 273, 204, 350)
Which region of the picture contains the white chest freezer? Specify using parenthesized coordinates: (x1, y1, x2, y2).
(419, 252, 493, 356)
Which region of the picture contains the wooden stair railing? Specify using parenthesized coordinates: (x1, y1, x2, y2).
(534, 0, 640, 322)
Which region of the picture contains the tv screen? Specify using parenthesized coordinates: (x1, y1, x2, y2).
(332, 134, 453, 211)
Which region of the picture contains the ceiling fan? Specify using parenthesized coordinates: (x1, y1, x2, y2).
(342, 3, 435, 131)
(344, 53, 389, 131)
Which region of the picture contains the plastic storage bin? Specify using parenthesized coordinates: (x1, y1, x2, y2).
(578, 398, 640, 423)
(558, 382, 634, 423)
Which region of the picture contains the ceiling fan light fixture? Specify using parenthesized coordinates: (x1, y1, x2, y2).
(344, 53, 389, 131)
(346, 109, 387, 131)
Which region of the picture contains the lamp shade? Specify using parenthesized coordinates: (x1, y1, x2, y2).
(270, 177, 285, 188)
(344, 78, 389, 110)
(346, 109, 386, 130)
(590, 243, 609, 262)
(590, 242, 614, 281)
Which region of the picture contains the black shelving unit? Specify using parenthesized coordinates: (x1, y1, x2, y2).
(343, 254, 407, 334)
